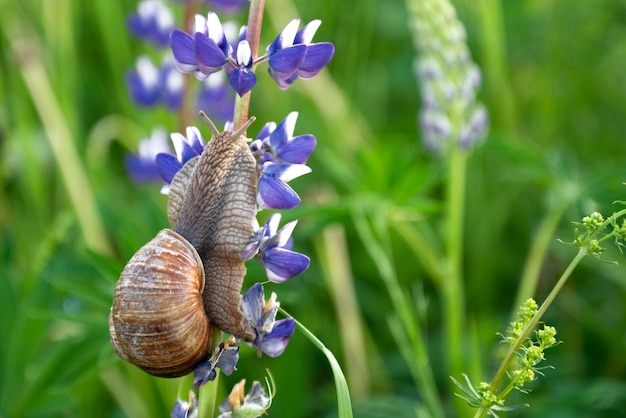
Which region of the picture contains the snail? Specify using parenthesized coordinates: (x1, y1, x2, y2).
(109, 116, 258, 377)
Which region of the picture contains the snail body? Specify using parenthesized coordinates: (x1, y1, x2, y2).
(109, 118, 257, 377)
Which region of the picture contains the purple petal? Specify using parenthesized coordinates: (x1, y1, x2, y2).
(297, 42, 335, 79)
(179, 140, 199, 164)
(261, 318, 295, 357)
(257, 177, 301, 210)
(170, 30, 198, 72)
(268, 68, 298, 90)
(185, 127, 206, 155)
(276, 134, 316, 164)
(125, 71, 160, 107)
(256, 122, 276, 141)
(262, 248, 310, 283)
(267, 19, 300, 56)
(197, 78, 235, 123)
(268, 44, 306, 74)
(194, 32, 226, 75)
(215, 347, 239, 375)
(227, 67, 257, 97)
(212, 0, 247, 13)
(127, 13, 149, 39)
(267, 114, 293, 149)
(263, 162, 311, 182)
(294, 20, 321, 45)
(158, 64, 184, 110)
(124, 153, 161, 183)
(155, 153, 182, 184)
(206, 12, 230, 56)
(241, 283, 264, 326)
(193, 362, 217, 388)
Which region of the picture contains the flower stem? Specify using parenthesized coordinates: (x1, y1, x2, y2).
(233, 0, 265, 129)
(445, 147, 467, 384)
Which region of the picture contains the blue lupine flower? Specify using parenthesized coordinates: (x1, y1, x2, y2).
(197, 74, 235, 124)
(218, 380, 270, 418)
(257, 162, 311, 210)
(170, 390, 198, 418)
(250, 112, 316, 164)
(170, 13, 226, 77)
(243, 213, 310, 283)
(171, 13, 232, 77)
(171, 13, 256, 96)
(154, 127, 206, 193)
(266, 19, 335, 89)
(158, 58, 185, 109)
(193, 336, 240, 388)
(125, 127, 171, 183)
(241, 283, 296, 357)
(126, 56, 161, 107)
(212, 0, 248, 14)
(126, 55, 184, 109)
(127, 0, 174, 48)
(227, 37, 257, 96)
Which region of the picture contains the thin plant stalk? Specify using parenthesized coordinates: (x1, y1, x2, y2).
(444, 147, 467, 383)
(488, 208, 626, 395)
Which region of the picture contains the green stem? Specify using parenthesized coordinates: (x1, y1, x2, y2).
(445, 147, 467, 382)
(491, 207, 626, 391)
(490, 248, 586, 391)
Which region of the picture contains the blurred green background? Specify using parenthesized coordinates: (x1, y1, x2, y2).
(1, 0, 626, 417)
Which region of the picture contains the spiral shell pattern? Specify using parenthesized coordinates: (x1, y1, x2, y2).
(109, 229, 212, 377)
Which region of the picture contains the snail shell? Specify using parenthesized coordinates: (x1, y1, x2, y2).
(109, 117, 257, 377)
(109, 229, 211, 377)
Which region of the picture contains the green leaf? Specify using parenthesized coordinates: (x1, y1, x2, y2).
(280, 309, 353, 418)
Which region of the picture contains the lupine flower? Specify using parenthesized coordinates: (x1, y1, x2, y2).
(266, 19, 335, 89)
(158, 58, 185, 109)
(257, 162, 311, 210)
(212, 0, 248, 14)
(170, 390, 198, 418)
(170, 13, 257, 96)
(125, 127, 171, 183)
(126, 55, 184, 109)
(408, 0, 488, 152)
(241, 283, 296, 357)
(127, 0, 175, 48)
(243, 213, 310, 283)
(249, 112, 315, 209)
(227, 28, 257, 96)
(218, 380, 270, 418)
(126, 56, 161, 107)
(249, 112, 316, 164)
(197, 73, 235, 124)
(154, 126, 206, 193)
(193, 336, 240, 388)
